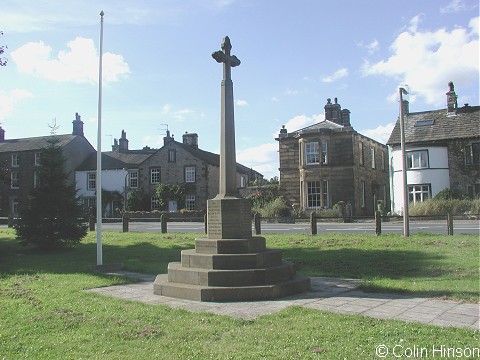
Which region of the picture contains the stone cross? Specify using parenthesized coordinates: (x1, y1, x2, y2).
(212, 36, 241, 198)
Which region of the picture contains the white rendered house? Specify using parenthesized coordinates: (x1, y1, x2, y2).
(387, 82, 479, 214)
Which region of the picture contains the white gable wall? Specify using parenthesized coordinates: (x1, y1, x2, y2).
(76, 169, 128, 197)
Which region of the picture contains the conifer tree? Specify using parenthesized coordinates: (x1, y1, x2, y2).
(15, 136, 87, 249)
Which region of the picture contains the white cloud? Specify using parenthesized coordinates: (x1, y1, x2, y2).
(321, 68, 348, 83)
(285, 88, 299, 96)
(160, 103, 194, 121)
(235, 99, 248, 106)
(440, 0, 467, 13)
(271, 96, 279, 102)
(363, 39, 380, 54)
(11, 37, 129, 84)
(360, 123, 395, 144)
(279, 114, 324, 134)
(0, 89, 33, 120)
(362, 15, 479, 106)
(237, 143, 278, 178)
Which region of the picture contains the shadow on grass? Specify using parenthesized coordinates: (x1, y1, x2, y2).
(283, 247, 445, 279)
(0, 237, 192, 276)
(282, 247, 479, 301)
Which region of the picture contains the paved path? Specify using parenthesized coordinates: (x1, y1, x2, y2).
(86, 272, 479, 330)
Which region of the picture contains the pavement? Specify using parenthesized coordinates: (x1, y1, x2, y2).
(86, 271, 479, 331)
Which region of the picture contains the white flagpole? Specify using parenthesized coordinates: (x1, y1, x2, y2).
(96, 10, 104, 265)
(399, 86, 410, 237)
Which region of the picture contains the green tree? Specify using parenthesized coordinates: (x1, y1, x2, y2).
(15, 136, 87, 249)
(125, 190, 147, 211)
(156, 183, 186, 210)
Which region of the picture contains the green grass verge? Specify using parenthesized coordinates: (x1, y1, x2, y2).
(0, 229, 478, 359)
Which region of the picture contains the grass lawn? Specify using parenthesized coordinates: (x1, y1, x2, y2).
(0, 229, 478, 359)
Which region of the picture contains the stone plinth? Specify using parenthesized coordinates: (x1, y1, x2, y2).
(207, 197, 251, 239)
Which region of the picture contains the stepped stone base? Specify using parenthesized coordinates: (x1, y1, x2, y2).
(153, 236, 311, 302)
(153, 198, 310, 302)
(153, 273, 310, 302)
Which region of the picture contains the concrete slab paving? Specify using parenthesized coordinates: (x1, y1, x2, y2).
(85, 271, 480, 331)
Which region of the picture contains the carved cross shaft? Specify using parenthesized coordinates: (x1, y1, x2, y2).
(212, 36, 241, 81)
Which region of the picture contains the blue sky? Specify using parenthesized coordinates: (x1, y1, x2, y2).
(1, 0, 479, 179)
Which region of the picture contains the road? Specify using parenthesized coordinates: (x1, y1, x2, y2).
(101, 220, 480, 235)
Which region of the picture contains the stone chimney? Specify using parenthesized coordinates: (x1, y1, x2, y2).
(0, 126, 5, 142)
(119, 130, 129, 151)
(402, 100, 409, 116)
(163, 130, 174, 146)
(324, 98, 342, 125)
(72, 112, 84, 137)
(182, 131, 198, 149)
(340, 109, 351, 126)
(112, 138, 119, 152)
(446, 81, 458, 114)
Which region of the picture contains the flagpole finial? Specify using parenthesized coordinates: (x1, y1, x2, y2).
(100, 10, 104, 17)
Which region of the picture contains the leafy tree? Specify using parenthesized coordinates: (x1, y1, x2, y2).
(125, 190, 147, 211)
(156, 183, 186, 210)
(15, 136, 87, 249)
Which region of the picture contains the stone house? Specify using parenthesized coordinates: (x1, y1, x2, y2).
(276, 98, 390, 216)
(387, 82, 479, 213)
(76, 129, 263, 214)
(0, 113, 95, 217)
(137, 131, 263, 212)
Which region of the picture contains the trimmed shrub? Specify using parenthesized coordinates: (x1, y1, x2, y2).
(409, 198, 480, 216)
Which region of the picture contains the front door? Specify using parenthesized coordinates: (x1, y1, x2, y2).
(168, 200, 177, 212)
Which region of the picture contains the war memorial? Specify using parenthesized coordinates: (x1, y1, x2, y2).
(153, 37, 310, 301)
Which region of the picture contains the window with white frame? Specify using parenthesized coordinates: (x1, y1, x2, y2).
(12, 198, 19, 215)
(87, 172, 96, 191)
(35, 152, 41, 166)
(307, 181, 321, 208)
(371, 148, 376, 168)
(83, 197, 96, 209)
(407, 150, 428, 169)
(321, 140, 328, 164)
(168, 149, 176, 163)
(361, 181, 366, 208)
(305, 142, 319, 164)
(240, 176, 246, 188)
(185, 195, 196, 210)
(408, 184, 430, 204)
(322, 180, 329, 208)
(129, 170, 138, 188)
(465, 143, 480, 165)
(34, 171, 40, 188)
(185, 166, 196, 183)
(150, 168, 160, 184)
(305, 141, 327, 165)
(11, 154, 19, 167)
(10, 171, 19, 189)
(151, 195, 160, 210)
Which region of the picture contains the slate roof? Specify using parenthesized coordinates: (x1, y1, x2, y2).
(173, 141, 262, 176)
(0, 134, 78, 153)
(387, 105, 480, 146)
(295, 120, 345, 134)
(76, 151, 152, 171)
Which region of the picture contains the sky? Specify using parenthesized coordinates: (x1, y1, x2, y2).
(1, 0, 479, 180)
